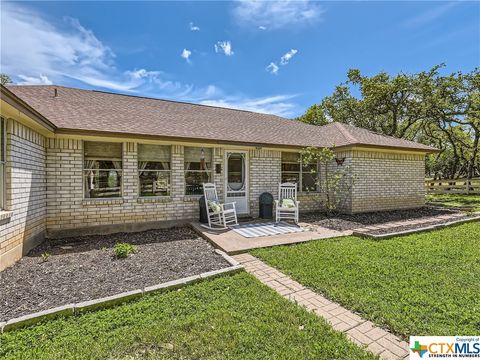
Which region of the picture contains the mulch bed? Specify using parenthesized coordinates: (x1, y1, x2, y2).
(300, 206, 470, 232)
(0, 227, 229, 321)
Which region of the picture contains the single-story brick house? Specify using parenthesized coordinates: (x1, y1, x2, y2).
(0, 84, 436, 269)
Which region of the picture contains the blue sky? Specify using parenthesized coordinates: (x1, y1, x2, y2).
(1, 1, 479, 117)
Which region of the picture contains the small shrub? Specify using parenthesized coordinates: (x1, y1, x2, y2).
(41, 252, 50, 262)
(113, 243, 136, 259)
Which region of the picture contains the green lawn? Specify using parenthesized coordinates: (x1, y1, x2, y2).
(426, 193, 480, 211)
(0, 272, 374, 360)
(252, 222, 480, 339)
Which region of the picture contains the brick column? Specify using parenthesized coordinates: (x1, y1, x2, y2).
(122, 142, 137, 201)
(46, 138, 83, 229)
(171, 145, 185, 199)
(213, 147, 224, 202)
(249, 149, 281, 217)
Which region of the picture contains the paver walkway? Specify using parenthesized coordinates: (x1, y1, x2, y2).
(233, 253, 410, 360)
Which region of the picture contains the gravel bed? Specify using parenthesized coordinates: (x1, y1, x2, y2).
(301, 206, 465, 232)
(0, 227, 229, 321)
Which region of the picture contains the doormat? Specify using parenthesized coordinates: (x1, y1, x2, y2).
(230, 222, 304, 238)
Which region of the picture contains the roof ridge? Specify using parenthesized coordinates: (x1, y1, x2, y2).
(333, 122, 358, 143)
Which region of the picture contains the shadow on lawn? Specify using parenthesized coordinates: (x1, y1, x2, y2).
(427, 194, 480, 210)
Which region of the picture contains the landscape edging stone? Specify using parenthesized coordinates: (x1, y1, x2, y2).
(74, 289, 144, 314)
(143, 274, 202, 294)
(1, 264, 244, 333)
(3, 304, 75, 332)
(353, 215, 480, 239)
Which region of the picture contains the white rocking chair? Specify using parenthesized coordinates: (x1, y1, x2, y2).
(275, 182, 300, 223)
(203, 183, 238, 229)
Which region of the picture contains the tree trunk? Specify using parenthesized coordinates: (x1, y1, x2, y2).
(467, 130, 479, 180)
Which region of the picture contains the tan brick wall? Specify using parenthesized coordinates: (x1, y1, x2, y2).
(0, 120, 46, 270)
(0, 129, 428, 269)
(297, 149, 354, 213)
(248, 149, 343, 217)
(46, 144, 333, 229)
(249, 149, 281, 217)
(350, 150, 425, 213)
(45, 141, 226, 233)
(44, 140, 427, 235)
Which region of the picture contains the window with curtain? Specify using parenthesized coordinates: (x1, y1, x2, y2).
(184, 147, 212, 195)
(138, 144, 171, 197)
(83, 141, 123, 198)
(281, 152, 319, 192)
(0, 117, 5, 209)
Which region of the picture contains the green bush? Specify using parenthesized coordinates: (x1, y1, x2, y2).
(113, 243, 136, 259)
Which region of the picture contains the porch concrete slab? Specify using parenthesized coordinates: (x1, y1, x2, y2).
(190, 221, 350, 254)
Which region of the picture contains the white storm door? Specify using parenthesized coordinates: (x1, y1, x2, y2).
(225, 151, 249, 214)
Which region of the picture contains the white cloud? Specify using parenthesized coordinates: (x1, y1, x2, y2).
(181, 48, 192, 63)
(0, 3, 299, 117)
(214, 41, 234, 56)
(1, 5, 113, 84)
(125, 68, 162, 80)
(266, 62, 279, 75)
(17, 74, 53, 85)
(258, 26, 267, 30)
(280, 49, 298, 65)
(189, 22, 200, 31)
(266, 49, 299, 75)
(200, 94, 298, 117)
(0, 3, 193, 94)
(233, 0, 324, 30)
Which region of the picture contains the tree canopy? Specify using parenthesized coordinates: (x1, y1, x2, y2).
(298, 65, 480, 179)
(0, 74, 12, 85)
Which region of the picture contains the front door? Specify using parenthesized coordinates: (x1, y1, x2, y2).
(225, 151, 249, 214)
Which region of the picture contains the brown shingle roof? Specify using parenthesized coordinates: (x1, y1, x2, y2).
(5, 85, 437, 152)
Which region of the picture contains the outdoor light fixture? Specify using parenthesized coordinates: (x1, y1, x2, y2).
(335, 157, 346, 166)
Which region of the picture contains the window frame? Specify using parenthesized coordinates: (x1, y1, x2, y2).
(0, 117, 5, 210)
(184, 147, 213, 196)
(82, 141, 124, 199)
(281, 152, 320, 193)
(137, 144, 172, 198)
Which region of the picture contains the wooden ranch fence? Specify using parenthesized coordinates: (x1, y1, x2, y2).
(425, 177, 480, 194)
